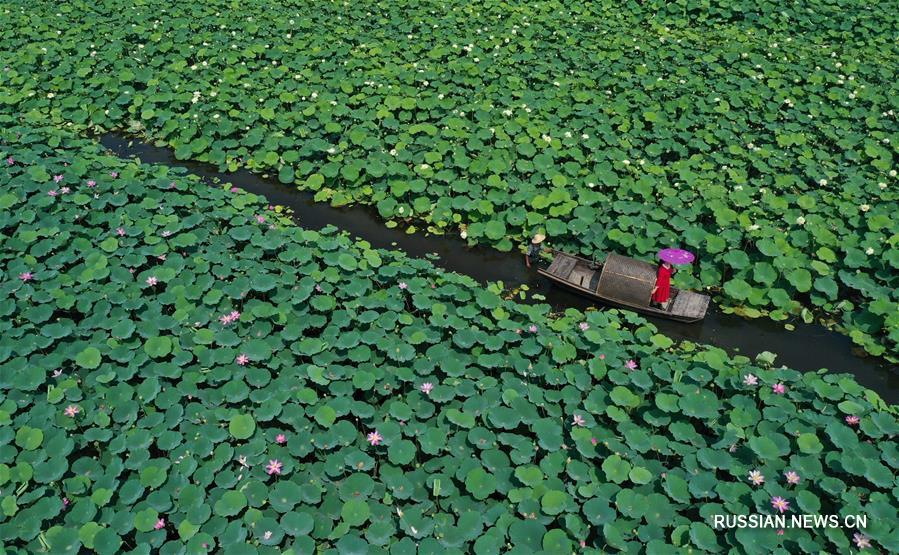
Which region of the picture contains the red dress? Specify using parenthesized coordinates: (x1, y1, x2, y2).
(652, 265, 674, 303)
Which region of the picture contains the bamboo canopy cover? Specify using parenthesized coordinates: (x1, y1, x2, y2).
(596, 253, 658, 307)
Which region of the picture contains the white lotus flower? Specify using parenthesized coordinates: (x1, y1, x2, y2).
(819, 179, 827, 186)
(890, 170, 897, 177)
(860, 204, 870, 212)
(879, 182, 887, 189)
(796, 216, 806, 225)
(622, 160, 630, 165)
(866, 247, 874, 255)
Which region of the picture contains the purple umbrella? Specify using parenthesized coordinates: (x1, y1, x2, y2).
(658, 248, 695, 265)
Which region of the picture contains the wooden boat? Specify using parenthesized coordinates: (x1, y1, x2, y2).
(537, 250, 710, 322)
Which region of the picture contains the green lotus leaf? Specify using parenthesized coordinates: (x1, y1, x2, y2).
(144, 336, 172, 358)
(341, 499, 371, 527)
(75, 346, 102, 369)
(797, 433, 823, 454)
(214, 490, 247, 517)
(602, 455, 631, 484)
(15, 426, 43, 450)
(228, 413, 256, 439)
(465, 468, 496, 501)
(749, 437, 780, 460)
(629, 467, 653, 485)
(689, 522, 720, 552)
(134, 508, 159, 532)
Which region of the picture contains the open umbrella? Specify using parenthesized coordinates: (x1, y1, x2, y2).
(658, 248, 695, 265)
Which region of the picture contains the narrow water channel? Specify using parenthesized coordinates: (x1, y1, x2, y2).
(99, 133, 898, 403)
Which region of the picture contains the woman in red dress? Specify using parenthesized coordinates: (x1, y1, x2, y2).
(651, 261, 676, 308)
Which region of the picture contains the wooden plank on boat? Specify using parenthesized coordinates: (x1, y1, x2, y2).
(549, 255, 577, 280)
(669, 290, 709, 319)
(545, 254, 566, 275)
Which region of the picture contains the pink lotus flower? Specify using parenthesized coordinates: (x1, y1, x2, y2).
(420, 382, 434, 395)
(169, 182, 177, 189)
(110, 171, 118, 178)
(598, 354, 605, 360)
(19, 271, 33, 281)
(265, 459, 283, 475)
(853, 533, 871, 549)
(146, 276, 158, 286)
(62, 497, 69, 507)
(230, 186, 239, 193)
(161, 230, 171, 237)
(772, 383, 786, 394)
(743, 374, 758, 386)
(528, 324, 537, 333)
(591, 437, 598, 445)
(157, 254, 166, 261)
(625, 359, 637, 370)
(87, 180, 96, 187)
(845, 415, 860, 426)
(154, 518, 165, 530)
(579, 322, 589, 331)
(116, 227, 125, 236)
(48, 190, 58, 196)
(255, 215, 266, 224)
(748, 470, 765, 486)
(64, 405, 79, 418)
(572, 414, 586, 426)
(580, 540, 586, 548)
(236, 354, 249, 365)
(771, 496, 790, 513)
(367, 430, 383, 446)
(53, 174, 64, 183)
(263, 531, 272, 540)
(399, 282, 407, 290)
(219, 310, 241, 325)
(275, 434, 286, 444)
(314, 284, 323, 292)
(60, 186, 70, 194)
(776, 529, 784, 535)
(5, 156, 13, 165)
(785, 471, 800, 485)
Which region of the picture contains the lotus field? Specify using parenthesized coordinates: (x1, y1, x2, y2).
(2, 1, 899, 554)
(1, 0, 897, 360)
(1, 122, 897, 553)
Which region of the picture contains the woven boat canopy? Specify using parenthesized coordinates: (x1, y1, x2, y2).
(597, 253, 658, 306)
